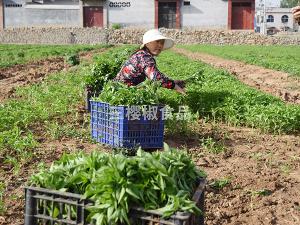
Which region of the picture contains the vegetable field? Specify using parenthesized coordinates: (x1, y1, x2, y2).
(0, 44, 104, 68)
(0, 44, 299, 225)
(178, 44, 300, 77)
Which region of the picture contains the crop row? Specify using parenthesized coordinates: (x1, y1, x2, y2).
(157, 51, 300, 134)
(178, 44, 300, 77)
(0, 44, 109, 68)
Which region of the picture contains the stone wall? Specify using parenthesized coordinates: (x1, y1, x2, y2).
(109, 28, 300, 45)
(0, 27, 108, 44)
(1, 27, 300, 45)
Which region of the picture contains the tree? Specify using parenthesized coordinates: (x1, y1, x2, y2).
(280, 0, 299, 8)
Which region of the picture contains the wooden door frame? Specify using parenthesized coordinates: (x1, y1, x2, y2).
(0, 0, 4, 30)
(228, 0, 255, 30)
(83, 6, 103, 28)
(155, 0, 180, 29)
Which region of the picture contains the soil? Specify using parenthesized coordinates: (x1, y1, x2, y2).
(166, 122, 300, 225)
(0, 48, 300, 225)
(0, 48, 106, 103)
(0, 57, 68, 102)
(173, 48, 300, 104)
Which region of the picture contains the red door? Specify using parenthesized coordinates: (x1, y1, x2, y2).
(231, 2, 253, 29)
(84, 7, 103, 28)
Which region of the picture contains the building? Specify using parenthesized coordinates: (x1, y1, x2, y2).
(256, 7, 299, 34)
(0, 0, 256, 30)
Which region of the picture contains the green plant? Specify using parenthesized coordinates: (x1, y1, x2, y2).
(95, 80, 161, 105)
(178, 44, 300, 77)
(30, 148, 206, 224)
(280, 163, 292, 175)
(209, 177, 231, 190)
(250, 189, 272, 197)
(85, 47, 135, 91)
(156, 50, 300, 134)
(0, 44, 108, 68)
(17, 51, 25, 58)
(4, 156, 21, 175)
(0, 45, 129, 172)
(65, 53, 80, 66)
(111, 23, 121, 29)
(201, 137, 226, 154)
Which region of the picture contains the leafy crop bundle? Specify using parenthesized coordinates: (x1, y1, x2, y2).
(94, 80, 161, 106)
(30, 148, 206, 225)
(85, 47, 136, 92)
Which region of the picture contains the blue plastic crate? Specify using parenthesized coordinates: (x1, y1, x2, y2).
(90, 100, 164, 149)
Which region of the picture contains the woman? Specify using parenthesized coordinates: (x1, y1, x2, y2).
(115, 29, 186, 94)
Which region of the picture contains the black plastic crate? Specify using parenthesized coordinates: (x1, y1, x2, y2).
(25, 178, 206, 225)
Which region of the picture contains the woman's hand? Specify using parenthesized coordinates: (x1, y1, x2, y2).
(174, 84, 186, 95)
(174, 80, 186, 89)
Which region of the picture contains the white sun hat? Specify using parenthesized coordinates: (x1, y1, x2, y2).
(140, 29, 174, 50)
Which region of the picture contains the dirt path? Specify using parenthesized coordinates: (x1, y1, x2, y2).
(173, 48, 300, 104)
(0, 48, 107, 103)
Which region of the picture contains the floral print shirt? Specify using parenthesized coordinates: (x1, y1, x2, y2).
(115, 48, 175, 89)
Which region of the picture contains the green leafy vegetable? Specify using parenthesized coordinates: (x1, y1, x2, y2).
(30, 147, 206, 225)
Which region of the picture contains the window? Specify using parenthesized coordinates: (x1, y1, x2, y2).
(281, 15, 288, 23)
(266, 15, 274, 23)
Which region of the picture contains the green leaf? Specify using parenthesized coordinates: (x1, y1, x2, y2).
(125, 187, 140, 200)
(118, 187, 126, 203)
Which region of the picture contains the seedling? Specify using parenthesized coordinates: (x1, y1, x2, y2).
(209, 177, 231, 190)
(280, 163, 292, 175)
(201, 137, 226, 154)
(250, 189, 272, 197)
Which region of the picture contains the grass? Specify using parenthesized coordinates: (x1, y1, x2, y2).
(156, 50, 300, 134)
(178, 44, 300, 77)
(0, 44, 108, 68)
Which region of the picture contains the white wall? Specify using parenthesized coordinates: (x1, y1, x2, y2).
(107, 0, 154, 28)
(181, 0, 228, 29)
(266, 12, 295, 31)
(4, 0, 80, 28)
